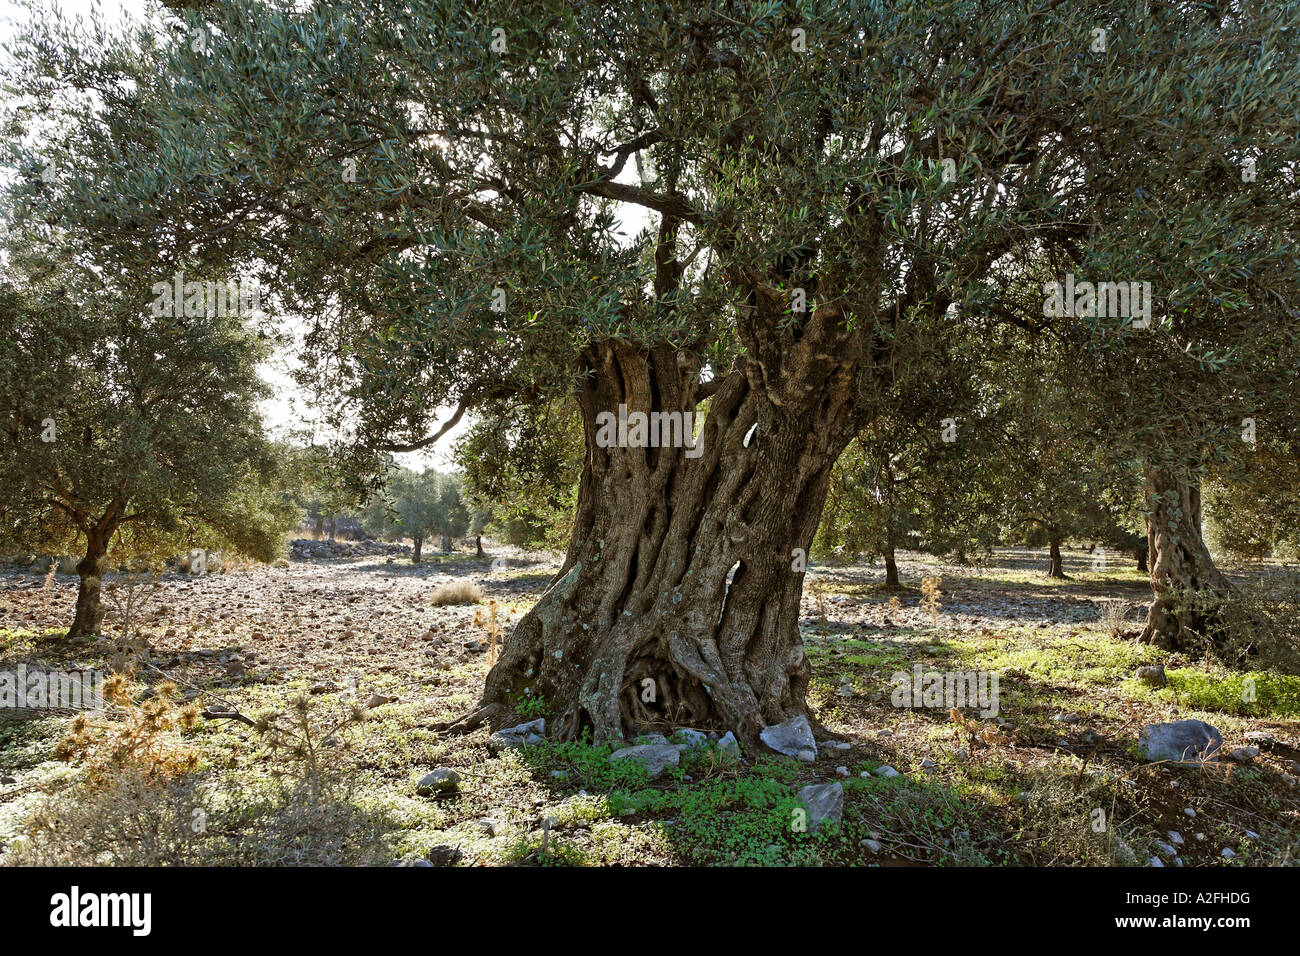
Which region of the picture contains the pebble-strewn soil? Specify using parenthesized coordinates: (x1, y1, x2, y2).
(1, 544, 1297, 867)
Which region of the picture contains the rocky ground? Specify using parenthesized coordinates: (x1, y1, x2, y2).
(0, 544, 1297, 867)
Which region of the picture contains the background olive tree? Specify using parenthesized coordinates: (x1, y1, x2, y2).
(0, 245, 296, 637)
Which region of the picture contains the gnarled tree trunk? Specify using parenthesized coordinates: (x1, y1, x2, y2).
(454, 331, 858, 749)
(1140, 463, 1234, 651)
(412, 536, 423, 564)
(1047, 532, 1066, 579)
(884, 547, 900, 588)
(68, 530, 108, 640)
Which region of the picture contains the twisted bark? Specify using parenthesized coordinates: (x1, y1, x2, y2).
(1139, 463, 1234, 651)
(451, 325, 859, 748)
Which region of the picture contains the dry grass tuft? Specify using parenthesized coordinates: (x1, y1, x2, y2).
(429, 579, 484, 606)
(475, 599, 505, 665)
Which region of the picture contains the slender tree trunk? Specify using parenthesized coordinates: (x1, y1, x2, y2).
(1139, 463, 1234, 651)
(412, 536, 423, 564)
(449, 333, 858, 749)
(68, 530, 108, 639)
(1047, 532, 1066, 578)
(327, 518, 336, 541)
(476, 535, 484, 559)
(441, 534, 452, 553)
(1135, 547, 1148, 573)
(313, 515, 324, 539)
(884, 548, 900, 588)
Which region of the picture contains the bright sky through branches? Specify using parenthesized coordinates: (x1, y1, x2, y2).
(1, 0, 654, 473)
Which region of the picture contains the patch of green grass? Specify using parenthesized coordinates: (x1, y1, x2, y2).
(514, 693, 549, 720)
(1122, 668, 1300, 718)
(522, 735, 654, 790)
(609, 774, 808, 866)
(807, 639, 913, 672)
(499, 832, 592, 866)
(836, 775, 1008, 866)
(519, 738, 831, 865)
(0, 627, 65, 659)
(956, 635, 1162, 688)
(0, 716, 66, 773)
(550, 793, 613, 828)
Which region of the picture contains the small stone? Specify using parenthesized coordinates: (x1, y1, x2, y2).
(635, 733, 668, 746)
(490, 718, 546, 750)
(835, 766, 850, 777)
(1153, 840, 1177, 858)
(1221, 847, 1236, 859)
(1244, 830, 1260, 840)
(365, 693, 397, 708)
(1184, 807, 1196, 818)
(860, 838, 882, 853)
(1139, 719, 1223, 763)
(760, 714, 818, 761)
(426, 844, 462, 866)
(875, 765, 901, 778)
(1243, 731, 1276, 749)
(1136, 664, 1167, 686)
(1227, 747, 1259, 763)
(836, 683, 855, 697)
(1166, 831, 1184, 845)
(1195, 833, 1205, 841)
(609, 743, 684, 780)
(1148, 856, 1164, 867)
(672, 729, 709, 748)
(796, 782, 843, 832)
(920, 758, 936, 769)
(716, 731, 741, 756)
(416, 768, 460, 796)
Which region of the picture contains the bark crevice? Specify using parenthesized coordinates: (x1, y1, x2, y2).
(461, 332, 858, 748)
